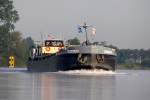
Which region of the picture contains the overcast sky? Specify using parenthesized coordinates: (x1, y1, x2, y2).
(13, 0, 150, 49)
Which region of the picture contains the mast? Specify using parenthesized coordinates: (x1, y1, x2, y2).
(79, 22, 92, 45)
(83, 22, 88, 45)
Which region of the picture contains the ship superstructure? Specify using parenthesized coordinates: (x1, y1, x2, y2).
(27, 23, 117, 72)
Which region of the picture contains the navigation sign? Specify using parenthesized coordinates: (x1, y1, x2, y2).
(8, 56, 15, 68)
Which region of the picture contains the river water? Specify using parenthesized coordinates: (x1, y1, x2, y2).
(0, 69, 150, 100)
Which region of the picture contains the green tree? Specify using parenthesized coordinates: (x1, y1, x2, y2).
(0, 0, 19, 66)
(7, 31, 25, 66)
(67, 37, 80, 45)
(23, 37, 35, 49)
(7, 32, 35, 67)
(22, 37, 35, 59)
(0, 0, 19, 30)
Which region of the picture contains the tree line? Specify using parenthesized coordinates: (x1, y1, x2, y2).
(117, 49, 150, 69)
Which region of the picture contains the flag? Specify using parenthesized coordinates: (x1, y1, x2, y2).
(78, 26, 82, 33)
(92, 27, 96, 35)
(48, 34, 55, 40)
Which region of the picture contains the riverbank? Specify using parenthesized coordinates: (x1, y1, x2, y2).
(117, 64, 150, 70)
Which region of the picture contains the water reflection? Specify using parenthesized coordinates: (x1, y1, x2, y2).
(0, 72, 116, 100)
(38, 73, 115, 100)
(1, 70, 150, 100)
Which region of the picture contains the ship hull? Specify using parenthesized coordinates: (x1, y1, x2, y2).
(27, 53, 116, 72)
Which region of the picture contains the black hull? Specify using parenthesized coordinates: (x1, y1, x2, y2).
(27, 53, 116, 72)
